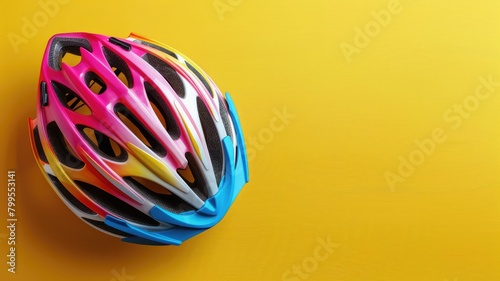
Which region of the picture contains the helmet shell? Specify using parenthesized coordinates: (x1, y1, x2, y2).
(28, 32, 249, 245)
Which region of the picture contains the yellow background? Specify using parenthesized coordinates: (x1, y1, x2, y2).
(1, 0, 500, 280)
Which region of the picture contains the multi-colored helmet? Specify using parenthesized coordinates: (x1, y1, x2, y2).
(28, 32, 249, 245)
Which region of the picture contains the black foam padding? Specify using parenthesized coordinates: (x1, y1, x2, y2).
(48, 37, 92, 71)
(124, 177, 196, 214)
(33, 126, 48, 163)
(197, 97, 223, 185)
(102, 46, 134, 88)
(144, 82, 180, 139)
(76, 125, 127, 162)
(40, 81, 48, 106)
(82, 218, 131, 237)
(46, 121, 84, 169)
(108, 37, 131, 51)
(218, 97, 234, 141)
(133, 39, 178, 59)
(142, 53, 185, 98)
(186, 61, 213, 97)
(114, 103, 166, 157)
(47, 174, 96, 215)
(75, 180, 160, 226)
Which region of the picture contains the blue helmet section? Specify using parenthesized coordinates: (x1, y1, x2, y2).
(103, 92, 249, 245)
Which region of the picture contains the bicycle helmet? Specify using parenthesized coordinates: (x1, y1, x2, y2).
(28, 32, 249, 245)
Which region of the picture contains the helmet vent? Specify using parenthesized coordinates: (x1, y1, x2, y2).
(46, 121, 84, 169)
(145, 82, 181, 140)
(177, 163, 195, 184)
(77, 125, 127, 162)
(124, 176, 196, 214)
(133, 39, 178, 59)
(84, 72, 107, 95)
(75, 180, 160, 226)
(103, 46, 133, 88)
(61, 50, 82, 67)
(114, 103, 166, 157)
(178, 153, 210, 200)
(47, 174, 96, 215)
(185, 62, 214, 98)
(52, 81, 91, 115)
(197, 97, 223, 185)
(141, 53, 185, 98)
(33, 126, 48, 163)
(82, 218, 131, 237)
